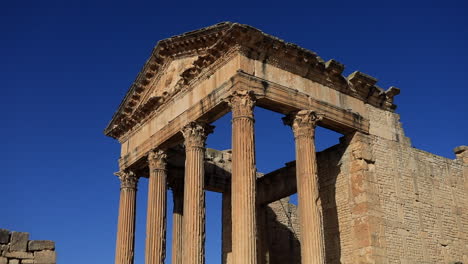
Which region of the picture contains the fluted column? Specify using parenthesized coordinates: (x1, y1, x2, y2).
(181, 122, 213, 264)
(145, 149, 168, 264)
(171, 185, 184, 264)
(283, 110, 326, 264)
(228, 90, 257, 264)
(114, 170, 139, 264)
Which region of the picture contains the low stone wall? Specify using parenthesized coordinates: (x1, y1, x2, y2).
(0, 229, 56, 264)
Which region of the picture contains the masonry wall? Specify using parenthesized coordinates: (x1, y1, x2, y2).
(362, 107, 467, 264)
(0, 229, 56, 264)
(369, 135, 467, 263)
(256, 113, 467, 264)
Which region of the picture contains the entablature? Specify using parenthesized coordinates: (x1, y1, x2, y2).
(117, 71, 370, 170)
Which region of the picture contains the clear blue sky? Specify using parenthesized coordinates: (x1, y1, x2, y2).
(1, 1, 467, 263)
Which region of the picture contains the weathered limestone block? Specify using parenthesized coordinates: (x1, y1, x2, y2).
(28, 241, 55, 251)
(0, 257, 6, 264)
(22, 260, 34, 264)
(0, 230, 9, 244)
(4, 251, 33, 259)
(33, 250, 56, 264)
(8, 259, 19, 264)
(9, 232, 29, 252)
(0, 244, 9, 256)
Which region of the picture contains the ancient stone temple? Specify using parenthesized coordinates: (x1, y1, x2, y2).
(104, 22, 467, 264)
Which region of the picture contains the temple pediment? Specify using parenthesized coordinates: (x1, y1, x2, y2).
(104, 22, 399, 140)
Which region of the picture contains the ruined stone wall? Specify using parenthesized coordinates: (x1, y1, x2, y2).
(0, 229, 56, 264)
(317, 111, 466, 263)
(259, 115, 467, 263)
(369, 136, 467, 263)
(363, 107, 467, 263)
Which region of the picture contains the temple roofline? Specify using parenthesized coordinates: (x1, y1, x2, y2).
(104, 22, 400, 140)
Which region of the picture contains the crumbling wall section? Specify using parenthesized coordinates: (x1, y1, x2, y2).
(0, 229, 56, 264)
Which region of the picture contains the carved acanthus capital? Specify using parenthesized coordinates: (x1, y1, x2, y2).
(182, 122, 214, 149)
(227, 90, 256, 119)
(115, 170, 139, 190)
(148, 149, 167, 171)
(283, 110, 323, 138)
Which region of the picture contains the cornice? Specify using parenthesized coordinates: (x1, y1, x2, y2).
(104, 22, 400, 140)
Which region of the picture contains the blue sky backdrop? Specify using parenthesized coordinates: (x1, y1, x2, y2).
(1, 1, 467, 263)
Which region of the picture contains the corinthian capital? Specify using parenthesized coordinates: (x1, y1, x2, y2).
(283, 110, 323, 138)
(182, 122, 214, 149)
(148, 149, 167, 171)
(227, 90, 256, 119)
(115, 170, 139, 190)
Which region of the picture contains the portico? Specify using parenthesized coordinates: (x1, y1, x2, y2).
(105, 22, 400, 264)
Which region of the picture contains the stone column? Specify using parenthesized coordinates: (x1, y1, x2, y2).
(181, 122, 213, 264)
(228, 90, 258, 264)
(114, 170, 139, 264)
(171, 185, 184, 264)
(283, 110, 326, 264)
(145, 149, 168, 264)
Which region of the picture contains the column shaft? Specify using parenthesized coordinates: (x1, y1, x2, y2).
(181, 122, 213, 264)
(145, 150, 168, 264)
(284, 110, 326, 264)
(171, 187, 184, 264)
(115, 171, 138, 264)
(229, 90, 257, 264)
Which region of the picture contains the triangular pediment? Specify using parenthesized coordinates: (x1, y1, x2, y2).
(104, 22, 232, 138)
